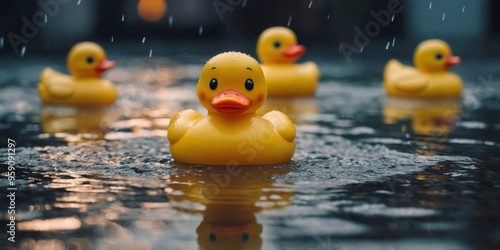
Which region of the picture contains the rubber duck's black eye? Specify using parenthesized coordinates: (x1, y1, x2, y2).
(209, 78, 218, 90)
(209, 233, 216, 242)
(86, 56, 94, 64)
(245, 79, 254, 91)
(242, 233, 249, 243)
(273, 41, 281, 49)
(435, 53, 443, 60)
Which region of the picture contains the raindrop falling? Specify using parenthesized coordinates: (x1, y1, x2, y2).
(45, 14, 47, 23)
(199, 26, 204, 36)
(20, 46, 26, 58)
(149, 49, 153, 58)
(442, 13, 446, 21)
(360, 46, 363, 52)
(327, 15, 330, 20)
(462, 6, 465, 12)
(168, 16, 173, 27)
(142, 37, 146, 45)
(77, 0, 81, 5)
(287, 15, 293, 27)
(392, 37, 396, 47)
(122, 15, 125, 22)
(429, 2, 432, 9)
(0, 37, 4, 50)
(386, 42, 390, 50)
(111, 36, 114, 42)
(308, 0, 313, 8)
(391, 15, 395, 22)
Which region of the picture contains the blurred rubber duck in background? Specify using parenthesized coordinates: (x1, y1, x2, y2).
(38, 42, 117, 106)
(257, 27, 320, 97)
(167, 164, 293, 250)
(384, 39, 462, 98)
(168, 52, 296, 165)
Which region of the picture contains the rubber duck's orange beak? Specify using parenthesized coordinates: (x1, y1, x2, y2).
(445, 55, 460, 68)
(208, 221, 252, 234)
(95, 58, 116, 73)
(282, 44, 305, 60)
(211, 89, 252, 115)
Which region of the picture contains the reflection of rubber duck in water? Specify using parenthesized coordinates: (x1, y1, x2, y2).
(257, 27, 320, 97)
(40, 106, 114, 138)
(167, 164, 293, 250)
(38, 42, 117, 106)
(383, 98, 461, 136)
(384, 39, 462, 98)
(168, 52, 296, 165)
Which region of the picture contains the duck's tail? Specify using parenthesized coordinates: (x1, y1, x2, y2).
(383, 59, 404, 82)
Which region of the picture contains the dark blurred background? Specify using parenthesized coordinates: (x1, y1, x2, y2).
(0, 0, 499, 59)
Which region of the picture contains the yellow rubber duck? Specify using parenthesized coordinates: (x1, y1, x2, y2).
(257, 27, 320, 97)
(384, 39, 462, 98)
(38, 42, 117, 106)
(168, 52, 296, 165)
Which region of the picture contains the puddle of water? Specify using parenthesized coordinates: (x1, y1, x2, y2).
(1, 56, 499, 249)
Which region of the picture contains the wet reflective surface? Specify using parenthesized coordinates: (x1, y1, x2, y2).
(1, 53, 500, 249)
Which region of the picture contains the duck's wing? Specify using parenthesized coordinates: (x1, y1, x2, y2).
(384, 60, 430, 93)
(393, 71, 430, 93)
(167, 109, 203, 144)
(39, 68, 75, 99)
(262, 110, 295, 142)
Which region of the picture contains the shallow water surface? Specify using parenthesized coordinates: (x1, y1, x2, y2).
(1, 55, 500, 249)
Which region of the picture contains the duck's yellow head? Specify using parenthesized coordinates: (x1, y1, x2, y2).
(413, 39, 460, 72)
(198, 52, 267, 115)
(66, 42, 115, 78)
(257, 27, 305, 65)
